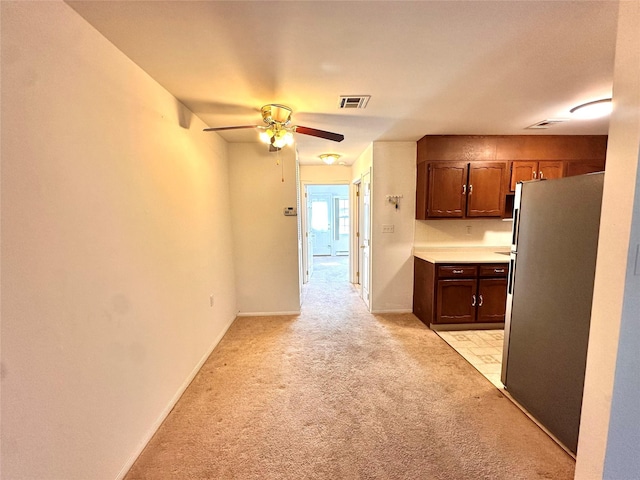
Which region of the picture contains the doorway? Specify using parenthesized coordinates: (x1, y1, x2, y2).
(302, 184, 350, 285)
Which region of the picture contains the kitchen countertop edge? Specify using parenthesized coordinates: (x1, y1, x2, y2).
(413, 247, 510, 264)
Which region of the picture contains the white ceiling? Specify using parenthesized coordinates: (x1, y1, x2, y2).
(66, 1, 619, 165)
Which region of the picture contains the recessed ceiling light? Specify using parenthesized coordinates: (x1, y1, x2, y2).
(570, 98, 612, 119)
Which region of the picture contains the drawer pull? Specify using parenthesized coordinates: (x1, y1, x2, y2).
(452, 269, 464, 274)
(494, 268, 505, 273)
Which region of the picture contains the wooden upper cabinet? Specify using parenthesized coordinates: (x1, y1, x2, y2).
(565, 160, 606, 177)
(416, 162, 429, 220)
(538, 161, 564, 180)
(418, 161, 505, 218)
(509, 161, 564, 191)
(427, 162, 468, 218)
(417, 136, 496, 163)
(496, 135, 607, 161)
(510, 161, 538, 190)
(466, 162, 506, 217)
(417, 135, 607, 218)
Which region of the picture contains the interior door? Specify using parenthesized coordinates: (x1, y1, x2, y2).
(305, 188, 314, 282)
(361, 170, 371, 309)
(310, 193, 332, 256)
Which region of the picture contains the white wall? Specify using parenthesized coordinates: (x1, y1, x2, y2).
(370, 142, 417, 313)
(300, 165, 352, 184)
(576, 2, 640, 478)
(1, 2, 237, 479)
(229, 144, 300, 315)
(414, 219, 512, 248)
(351, 145, 373, 297)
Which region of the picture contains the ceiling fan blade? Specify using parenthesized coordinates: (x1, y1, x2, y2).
(294, 126, 344, 142)
(203, 125, 259, 132)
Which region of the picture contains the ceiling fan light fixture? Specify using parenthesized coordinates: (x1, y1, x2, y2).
(259, 130, 271, 144)
(320, 153, 340, 165)
(570, 98, 612, 119)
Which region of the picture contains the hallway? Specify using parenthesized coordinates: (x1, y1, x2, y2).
(125, 257, 574, 479)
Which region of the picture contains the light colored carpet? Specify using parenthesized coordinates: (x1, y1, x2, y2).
(125, 256, 574, 479)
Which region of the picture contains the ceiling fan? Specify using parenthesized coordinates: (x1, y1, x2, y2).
(203, 104, 344, 151)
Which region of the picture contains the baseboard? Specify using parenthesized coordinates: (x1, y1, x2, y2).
(236, 311, 301, 317)
(371, 308, 413, 314)
(115, 314, 237, 480)
(430, 322, 505, 331)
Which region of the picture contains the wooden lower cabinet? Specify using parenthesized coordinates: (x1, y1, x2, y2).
(477, 278, 508, 323)
(436, 279, 476, 323)
(413, 258, 508, 326)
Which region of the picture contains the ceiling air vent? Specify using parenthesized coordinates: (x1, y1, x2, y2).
(339, 95, 371, 109)
(526, 118, 569, 129)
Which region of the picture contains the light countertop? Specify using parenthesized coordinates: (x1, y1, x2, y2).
(413, 247, 510, 264)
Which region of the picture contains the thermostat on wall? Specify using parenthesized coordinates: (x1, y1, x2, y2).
(283, 207, 297, 216)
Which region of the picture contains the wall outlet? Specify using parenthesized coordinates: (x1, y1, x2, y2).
(209, 294, 214, 307)
(382, 224, 394, 233)
(466, 225, 472, 235)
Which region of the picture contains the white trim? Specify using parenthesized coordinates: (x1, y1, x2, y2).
(115, 314, 237, 479)
(236, 311, 301, 317)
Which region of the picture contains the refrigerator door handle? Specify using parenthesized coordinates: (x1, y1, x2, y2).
(507, 257, 516, 295)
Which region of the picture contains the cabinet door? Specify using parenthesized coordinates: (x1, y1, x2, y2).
(436, 279, 476, 323)
(538, 161, 564, 180)
(477, 278, 507, 323)
(416, 162, 429, 220)
(427, 162, 467, 218)
(466, 162, 506, 217)
(510, 161, 538, 191)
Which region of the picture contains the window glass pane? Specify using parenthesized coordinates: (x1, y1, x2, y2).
(311, 201, 329, 231)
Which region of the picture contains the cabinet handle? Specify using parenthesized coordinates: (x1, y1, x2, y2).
(539, 171, 544, 179)
(494, 268, 505, 273)
(452, 269, 464, 274)
(472, 294, 476, 307)
(533, 171, 537, 179)
(468, 184, 473, 195)
(462, 184, 467, 195)
(478, 294, 484, 307)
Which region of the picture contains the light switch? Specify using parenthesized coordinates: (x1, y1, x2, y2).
(382, 224, 394, 233)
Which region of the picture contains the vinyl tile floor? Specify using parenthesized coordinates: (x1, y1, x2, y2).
(436, 329, 505, 388)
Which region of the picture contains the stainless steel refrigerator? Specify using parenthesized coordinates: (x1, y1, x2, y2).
(501, 173, 604, 454)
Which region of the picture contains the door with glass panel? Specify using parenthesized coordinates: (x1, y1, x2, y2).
(310, 193, 332, 256)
